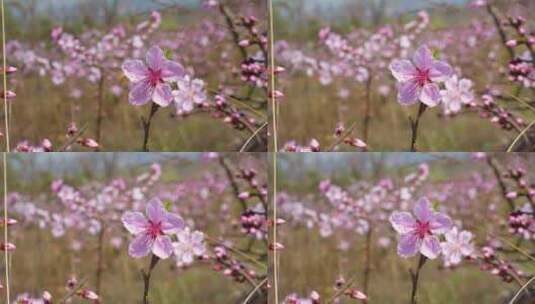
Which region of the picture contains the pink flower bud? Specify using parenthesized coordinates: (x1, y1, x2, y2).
(78, 289, 99, 301)
(506, 40, 517, 47)
(78, 138, 99, 148)
(1, 90, 16, 99)
(238, 192, 250, 200)
(506, 192, 517, 199)
(0, 242, 16, 251)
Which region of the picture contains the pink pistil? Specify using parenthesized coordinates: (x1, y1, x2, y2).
(415, 220, 431, 238)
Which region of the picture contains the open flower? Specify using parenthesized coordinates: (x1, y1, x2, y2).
(122, 198, 185, 259)
(389, 45, 453, 107)
(441, 227, 474, 266)
(122, 46, 185, 106)
(172, 75, 207, 114)
(172, 227, 207, 267)
(389, 197, 453, 259)
(440, 75, 474, 114)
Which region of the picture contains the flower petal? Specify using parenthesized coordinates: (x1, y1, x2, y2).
(419, 83, 441, 107)
(397, 81, 420, 106)
(429, 61, 453, 82)
(146, 198, 166, 223)
(161, 60, 185, 81)
(129, 80, 153, 106)
(420, 235, 441, 259)
(152, 235, 173, 259)
(389, 59, 416, 82)
(413, 45, 434, 70)
(122, 60, 148, 82)
(442, 242, 462, 264)
(146, 46, 165, 70)
(389, 211, 416, 234)
(444, 75, 458, 91)
(459, 79, 472, 91)
(444, 226, 459, 243)
(152, 83, 173, 107)
(121, 211, 148, 234)
(413, 197, 434, 223)
(430, 213, 453, 234)
(397, 233, 420, 258)
(128, 234, 153, 258)
(459, 230, 473, 243)
(161, 212, 185, 234)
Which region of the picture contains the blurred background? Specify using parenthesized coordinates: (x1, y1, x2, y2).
(275, 152, 535, 303)
(3, 152, 268, 303)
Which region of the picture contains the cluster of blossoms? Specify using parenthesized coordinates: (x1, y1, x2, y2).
(212, 245, 260, 284)
(279, 164, 432, 251)
(496, 164, 535, 240)
(118, 4, 267, 149)
(121, 45, 205, 114)
(278, 11, 430, 92)
(390, 197, 474, 266)
(8, 1, 267, 151)
(122, 198, 207, 267)
(390, 44, 480, 117)
(503, 16, 535, 88)
(508, 210, 535, 240)
(237, 15, 268, 89)
(468, 94, 526, 132)
(477, 244, 526, 283)
(11, 155, 267, 301)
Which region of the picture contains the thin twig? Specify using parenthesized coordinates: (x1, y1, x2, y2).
(141, 103, 160, 152)
(142, 255, 160, 304)
(486, 157, 515, 210)
(95, 75, 105, 150)
(486, 4, 514, 60)
(409, 255, 427, 304)
(240, 122, 268, 152)
(509, 276, 535, 304)
(409, 103, 427, 152)
(327, 120, 359, 151)
(242, 277, 268, 304)
(59, 124, 89, 151)
(507, 119, 535, 152)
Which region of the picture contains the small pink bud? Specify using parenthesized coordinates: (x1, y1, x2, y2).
(0, 242, 16, 251)
(238, 192, 250, 200)
(0, 218, 17, 227)
(42, 139, 53, 152)
(0, 66, 17, 74)
(78, 138, 99, 148)
(78, 289, 99, 301)
(345, 288, 367, 300)
(506, 40, 517, 47)
(42, 291, 52, 303)
(506, 192, 517, 199)
(1, 90, 16, 99)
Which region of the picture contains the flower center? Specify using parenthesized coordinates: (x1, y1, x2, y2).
(415, 220, 431, 239)
(148, 68, 163, 86)
(147, 220, 163, 239)
(414, 68, 431, 87)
